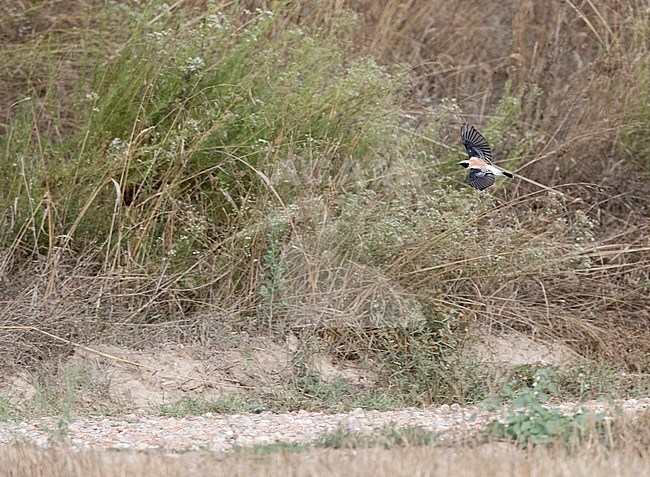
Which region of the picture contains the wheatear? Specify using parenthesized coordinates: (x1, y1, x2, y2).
(458, 123, 513, 190)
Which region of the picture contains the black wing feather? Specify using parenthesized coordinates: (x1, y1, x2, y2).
(467, 169, 495, 190)
(461, 123, 492, 163)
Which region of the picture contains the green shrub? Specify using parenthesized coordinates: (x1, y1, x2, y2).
(485, 369, 614, 448)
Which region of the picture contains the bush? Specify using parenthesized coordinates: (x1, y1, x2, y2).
(484, 369, 613, 448)
(1, 0, 649, 408)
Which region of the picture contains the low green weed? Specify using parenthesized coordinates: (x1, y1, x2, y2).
(0, 396, 17, 421)
(315, 424, 438, 449)
(158, 395, 262, 417)
(30, 363, 91, 420)
(484, 369, 614, 448)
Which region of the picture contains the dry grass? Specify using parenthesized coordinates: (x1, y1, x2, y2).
(339, 0, 650, 368)
(0, 0, 649, 411)
(2, 420, 650, 477)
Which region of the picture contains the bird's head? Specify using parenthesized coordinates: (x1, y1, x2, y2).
(457, 160, 470, 169)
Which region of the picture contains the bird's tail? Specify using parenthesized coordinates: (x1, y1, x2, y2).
(503, 171, 514, 179)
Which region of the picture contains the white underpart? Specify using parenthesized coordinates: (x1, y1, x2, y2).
(484, 164, 508, 176)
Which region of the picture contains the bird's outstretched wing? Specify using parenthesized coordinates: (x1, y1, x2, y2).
(467, 168, 495, 190)
(461, 123, 492, 163)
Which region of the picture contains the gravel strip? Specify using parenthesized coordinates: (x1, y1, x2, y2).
(0, 399, 648, 453)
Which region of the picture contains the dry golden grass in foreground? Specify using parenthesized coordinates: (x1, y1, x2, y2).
(1, 444, 648, 477)
(1, 411, 649, 477)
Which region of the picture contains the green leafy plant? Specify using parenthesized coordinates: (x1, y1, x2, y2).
(484, 369, 613, 448)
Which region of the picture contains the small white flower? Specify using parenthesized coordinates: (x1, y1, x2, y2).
(184, 56, 205, 73)
(206, 14, 224, 29)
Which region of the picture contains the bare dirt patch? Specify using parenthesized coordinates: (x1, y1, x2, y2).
(0, 337, 373, 413)
(472, 327, 578, 366)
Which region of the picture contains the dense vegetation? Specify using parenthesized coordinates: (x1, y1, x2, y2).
(0, 0, 649, 410)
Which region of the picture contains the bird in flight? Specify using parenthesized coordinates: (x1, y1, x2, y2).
(458, 123, 514, 190)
